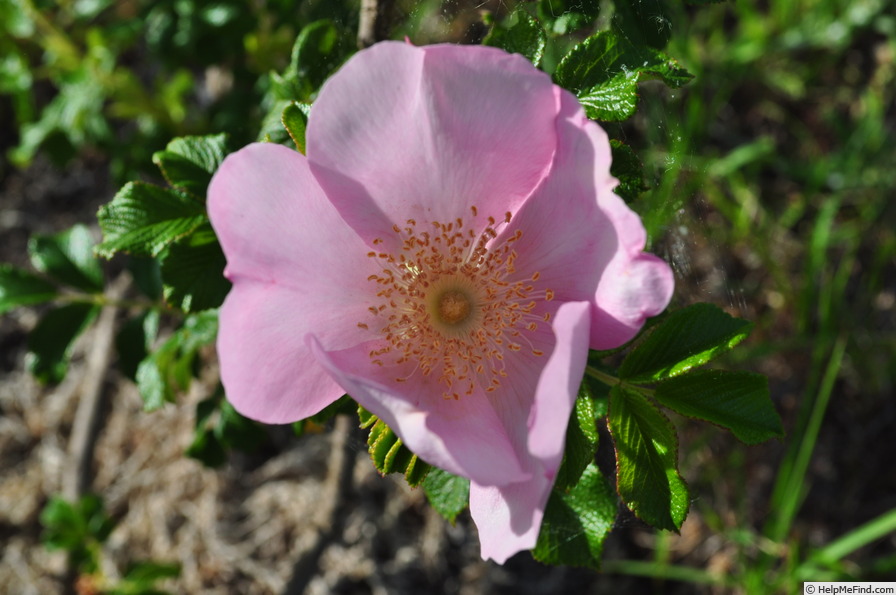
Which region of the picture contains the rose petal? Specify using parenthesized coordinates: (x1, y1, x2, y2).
(499, 90, 673, 350)
(208, 143, 381, 423)
(308, 336, 530, 486)
(307, 41, 558, 248)
(592, 250, 675, 348)
(470, 301, 591, 563)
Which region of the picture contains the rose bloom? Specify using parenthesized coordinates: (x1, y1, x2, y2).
(208, 42, 673, 563)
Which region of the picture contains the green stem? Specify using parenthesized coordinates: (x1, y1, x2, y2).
(585, 365, 655, 397)
(602, 559, 731, 587)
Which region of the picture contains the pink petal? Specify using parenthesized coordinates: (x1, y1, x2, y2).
(218, 283, 343, 423)
(470, 301, 591, 563)
(499, 90, 673, 350)
(208, 143, 381, 423)
(592, 250, 674, 348)
(306, 41, 559, 248)
(307, 336, 530, 486)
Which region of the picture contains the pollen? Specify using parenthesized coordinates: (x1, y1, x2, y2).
(361, 211, 553, 399)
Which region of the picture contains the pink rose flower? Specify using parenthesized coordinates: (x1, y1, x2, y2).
(208, 41, 673, 563)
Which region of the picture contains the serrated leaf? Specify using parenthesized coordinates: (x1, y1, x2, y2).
(555, 31, 693, 121)
(360, 408, 430, 486)
(655, 370, 783, 444)
(611, 0, 672, 50)
(28, 224, 103, 292)
(116, 310, 160, 380)
(160, 224, 230, 313)
(152, 133, 229, 197)
(0, 265, 58, 314)
(282, 102, 310, 154)
(27, 303, 100, 384)
(576, 71, 640, 121)
(608, 386, 689, 531)
(423, 468, 470, 524)
(533, 463, 616, 569)
(96, 181, 207, 258)
(619, 303, 753, 382)
(483, 8, 547, 66)
(135, 311, 218, 410)
(610, 139, 647, 201)
(555, 382, 600, 490)
(556, 31, 692, 93)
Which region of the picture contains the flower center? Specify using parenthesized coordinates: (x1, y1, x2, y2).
(435, 289, 472, 326)
(358, 207, 554, 400)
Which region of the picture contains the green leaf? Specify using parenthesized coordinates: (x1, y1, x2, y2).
(533, 463, 616, 569)
(359, 406, 431, 487)
(554, 381, 600, 490)
(136, 311, 218, 410)
(536, 0, 601, 35)
(27, 303, 100, 384)
(40, 494, 115, 573)
(555, 31, 693, 121)
(215, 401, 267, 452)
(185, 394, 267, 468)
(152, 133, 229, 197)
(655, 370, 783, 444)
(282, 101, 310, 154)
(289, 19, 352, 99)
(610, 139, 647, 201)
(483, 8, 547, 66)
(28, 224, 103, 292)
(116, 310, 160, 380)
(619, 303, 753, 382)
(575, 71, 639, 121)
(96, 182, 207, 258)
(160, 224, 231, 313)
(128, 256, 163, 300)
(0, 265, 58, 313)
(608, 386, 689, 531)
(186, 395, 228, 467)
(422, 468, 470, 524)
(611, 0, 672, 50)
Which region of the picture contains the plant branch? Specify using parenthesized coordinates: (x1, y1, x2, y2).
(63, 274, 130, 501)
(358, 0, 394, 48)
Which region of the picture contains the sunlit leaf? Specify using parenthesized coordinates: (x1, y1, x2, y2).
(96, 182, 206, 258)
(533, 463, 616, 569)
(609, 386, 689, 531)
(423, 468, 470, 524)
(619, 303, 753, 382)
(655, 370, 783, 444)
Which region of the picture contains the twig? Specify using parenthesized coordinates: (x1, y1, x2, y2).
(283, 414, 357, 595)
(62, 274, 129, 501)
(357, 0, 394, 48)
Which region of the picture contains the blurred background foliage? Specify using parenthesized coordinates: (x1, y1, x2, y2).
(1, 0, 895, 592)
